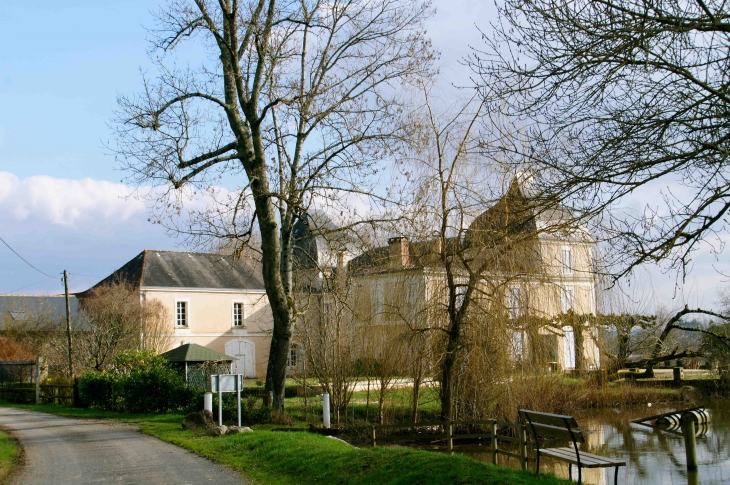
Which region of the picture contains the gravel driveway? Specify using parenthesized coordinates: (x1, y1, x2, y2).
(0, 407, 250, 485)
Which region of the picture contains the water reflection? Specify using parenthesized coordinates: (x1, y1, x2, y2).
(457, 402, 730, 484)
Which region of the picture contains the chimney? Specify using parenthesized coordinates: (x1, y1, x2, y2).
(388, 237, 410, 270)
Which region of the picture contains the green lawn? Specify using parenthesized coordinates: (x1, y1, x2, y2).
(0, 402, 568, 485)
(0, 428, 20, 484)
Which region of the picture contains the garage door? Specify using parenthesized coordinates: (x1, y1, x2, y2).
(225, 339, 256, 378)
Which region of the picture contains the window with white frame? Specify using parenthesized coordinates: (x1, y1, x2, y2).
(176, 301, 188, 327)
(288, 345, 298, 367)
(511, 331, 525, 360)
(374, 283, 383, 317)
(455, 285, 467, 310)
(407, 282, 418, 305)
(508, 287, 522, 319)
(233, 302, 244, 327)
(561, 247, 572, 275)
(561, 287, 574, 314)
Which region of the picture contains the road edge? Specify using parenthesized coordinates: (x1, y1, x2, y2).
(0, 424, 24, 485)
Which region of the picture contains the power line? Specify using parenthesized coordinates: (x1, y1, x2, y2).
(0, 236, 57, 278)
(5, 276, 56, 294)
(69, 272, 103, 279)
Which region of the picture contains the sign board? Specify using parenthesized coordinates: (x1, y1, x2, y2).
(211, 374, 243, 393)
(210, 374, 244, 427)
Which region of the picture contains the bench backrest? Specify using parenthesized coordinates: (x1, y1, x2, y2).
(519, 409, 585, 444)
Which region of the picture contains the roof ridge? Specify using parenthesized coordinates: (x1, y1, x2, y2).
(146, 249, 225, 257)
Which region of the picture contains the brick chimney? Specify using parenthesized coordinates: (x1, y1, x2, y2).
(388, 237, 410, 270)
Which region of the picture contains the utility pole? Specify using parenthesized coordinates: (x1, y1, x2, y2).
(63, 270, 74, 376)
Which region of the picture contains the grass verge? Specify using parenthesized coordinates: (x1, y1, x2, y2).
(0, 427, 20, 485)
(0, 402, 568, 485)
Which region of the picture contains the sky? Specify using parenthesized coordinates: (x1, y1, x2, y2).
(0, 0, 727, 310)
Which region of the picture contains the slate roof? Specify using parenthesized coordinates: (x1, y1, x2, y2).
(293, 211, 359, 270)
(80, 250, 264, 295)
(160, 343, 234, 362)
(0, 295, 81, 331)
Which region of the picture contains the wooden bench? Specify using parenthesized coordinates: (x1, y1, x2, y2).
(520, 409, 626, 485)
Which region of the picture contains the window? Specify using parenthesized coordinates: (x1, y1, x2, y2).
(508, 287, 522, 319)
(288, 346, 298, 367)
(561, 247, 572, 275)
(407, 282, 418, 305)
(233, 302, 244, 327)
(374, 283, 383, 317)
(455, 284, 467, 311)
(512, 331, 525, 359)
(561, 288, 574, 314)
(176, 301, 188, 327)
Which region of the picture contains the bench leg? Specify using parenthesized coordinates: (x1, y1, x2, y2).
(535, 453, 540, 475)
(568, 464, 571, 481)
(614, 466, 619, 485)
(577, 465, 582, 484)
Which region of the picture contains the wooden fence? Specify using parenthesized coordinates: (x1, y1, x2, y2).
(371, 419, 530, 470)
(0, 384, 74, 406)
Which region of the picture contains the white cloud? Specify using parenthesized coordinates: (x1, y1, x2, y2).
(0, 171, 145, 226)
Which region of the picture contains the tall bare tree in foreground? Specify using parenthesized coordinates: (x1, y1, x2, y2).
(113, 0, 434, 410)
(473, 0, 730, 282)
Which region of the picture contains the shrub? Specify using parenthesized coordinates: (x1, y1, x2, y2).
(78, 350, 196, 413)
(78, 371, 119, 410)
(121, 366, 194, 413)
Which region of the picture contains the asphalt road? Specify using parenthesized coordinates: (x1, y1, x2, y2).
(0, 407, 249, 485)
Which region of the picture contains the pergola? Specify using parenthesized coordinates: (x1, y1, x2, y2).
(160, 344, 234, 386)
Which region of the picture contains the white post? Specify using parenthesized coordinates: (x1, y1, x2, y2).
(237, 375, 242, 427)
(204, 392, 213, 413)
(218, 388, 223, 426)
(322, 392, 331, 429)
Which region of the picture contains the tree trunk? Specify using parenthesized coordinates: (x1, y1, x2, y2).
(440, 318, 460, 421)
(412, 376, 421, 424)
(573, 324, 585, 373)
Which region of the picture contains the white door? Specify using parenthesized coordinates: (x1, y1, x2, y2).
(225, 339, 255, 378)
(563, 327, 576, 370)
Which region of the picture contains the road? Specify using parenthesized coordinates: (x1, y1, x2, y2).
(0, 407, 249, 485)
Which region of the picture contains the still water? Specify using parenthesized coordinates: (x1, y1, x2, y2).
(459, 402, 730, 484)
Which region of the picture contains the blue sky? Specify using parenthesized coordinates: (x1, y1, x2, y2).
(0, 0, 725, 310)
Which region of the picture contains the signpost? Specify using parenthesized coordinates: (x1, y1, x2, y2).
(211, 374, 244, 427)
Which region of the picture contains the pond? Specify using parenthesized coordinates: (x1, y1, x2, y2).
(453, 402, 730, 484)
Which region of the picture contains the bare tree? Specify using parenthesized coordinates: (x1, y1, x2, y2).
(402, 85, 600, 420)
(77, 283, 170, 371)
(113, 0, 434, 411)
(473, 0, 730, 283)
(298, 290, 359, 425)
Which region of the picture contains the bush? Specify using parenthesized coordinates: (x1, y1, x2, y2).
(78, 350, 196, 413)
(78, 371, 118, 410)
(122, 366, 194, 413)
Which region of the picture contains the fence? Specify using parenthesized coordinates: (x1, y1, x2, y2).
(0, 361, 38, 387)
(371, 419, 530, 470)
(0, 384, 74, 405)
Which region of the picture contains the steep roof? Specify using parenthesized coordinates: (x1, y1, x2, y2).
(81, 250, 264, 295)
(160, 343, 234, 362)
(293, 211, 359, 270)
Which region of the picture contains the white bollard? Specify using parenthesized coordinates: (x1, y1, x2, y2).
(204, 392, 213, 413)
(322, 392, 331, 429)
